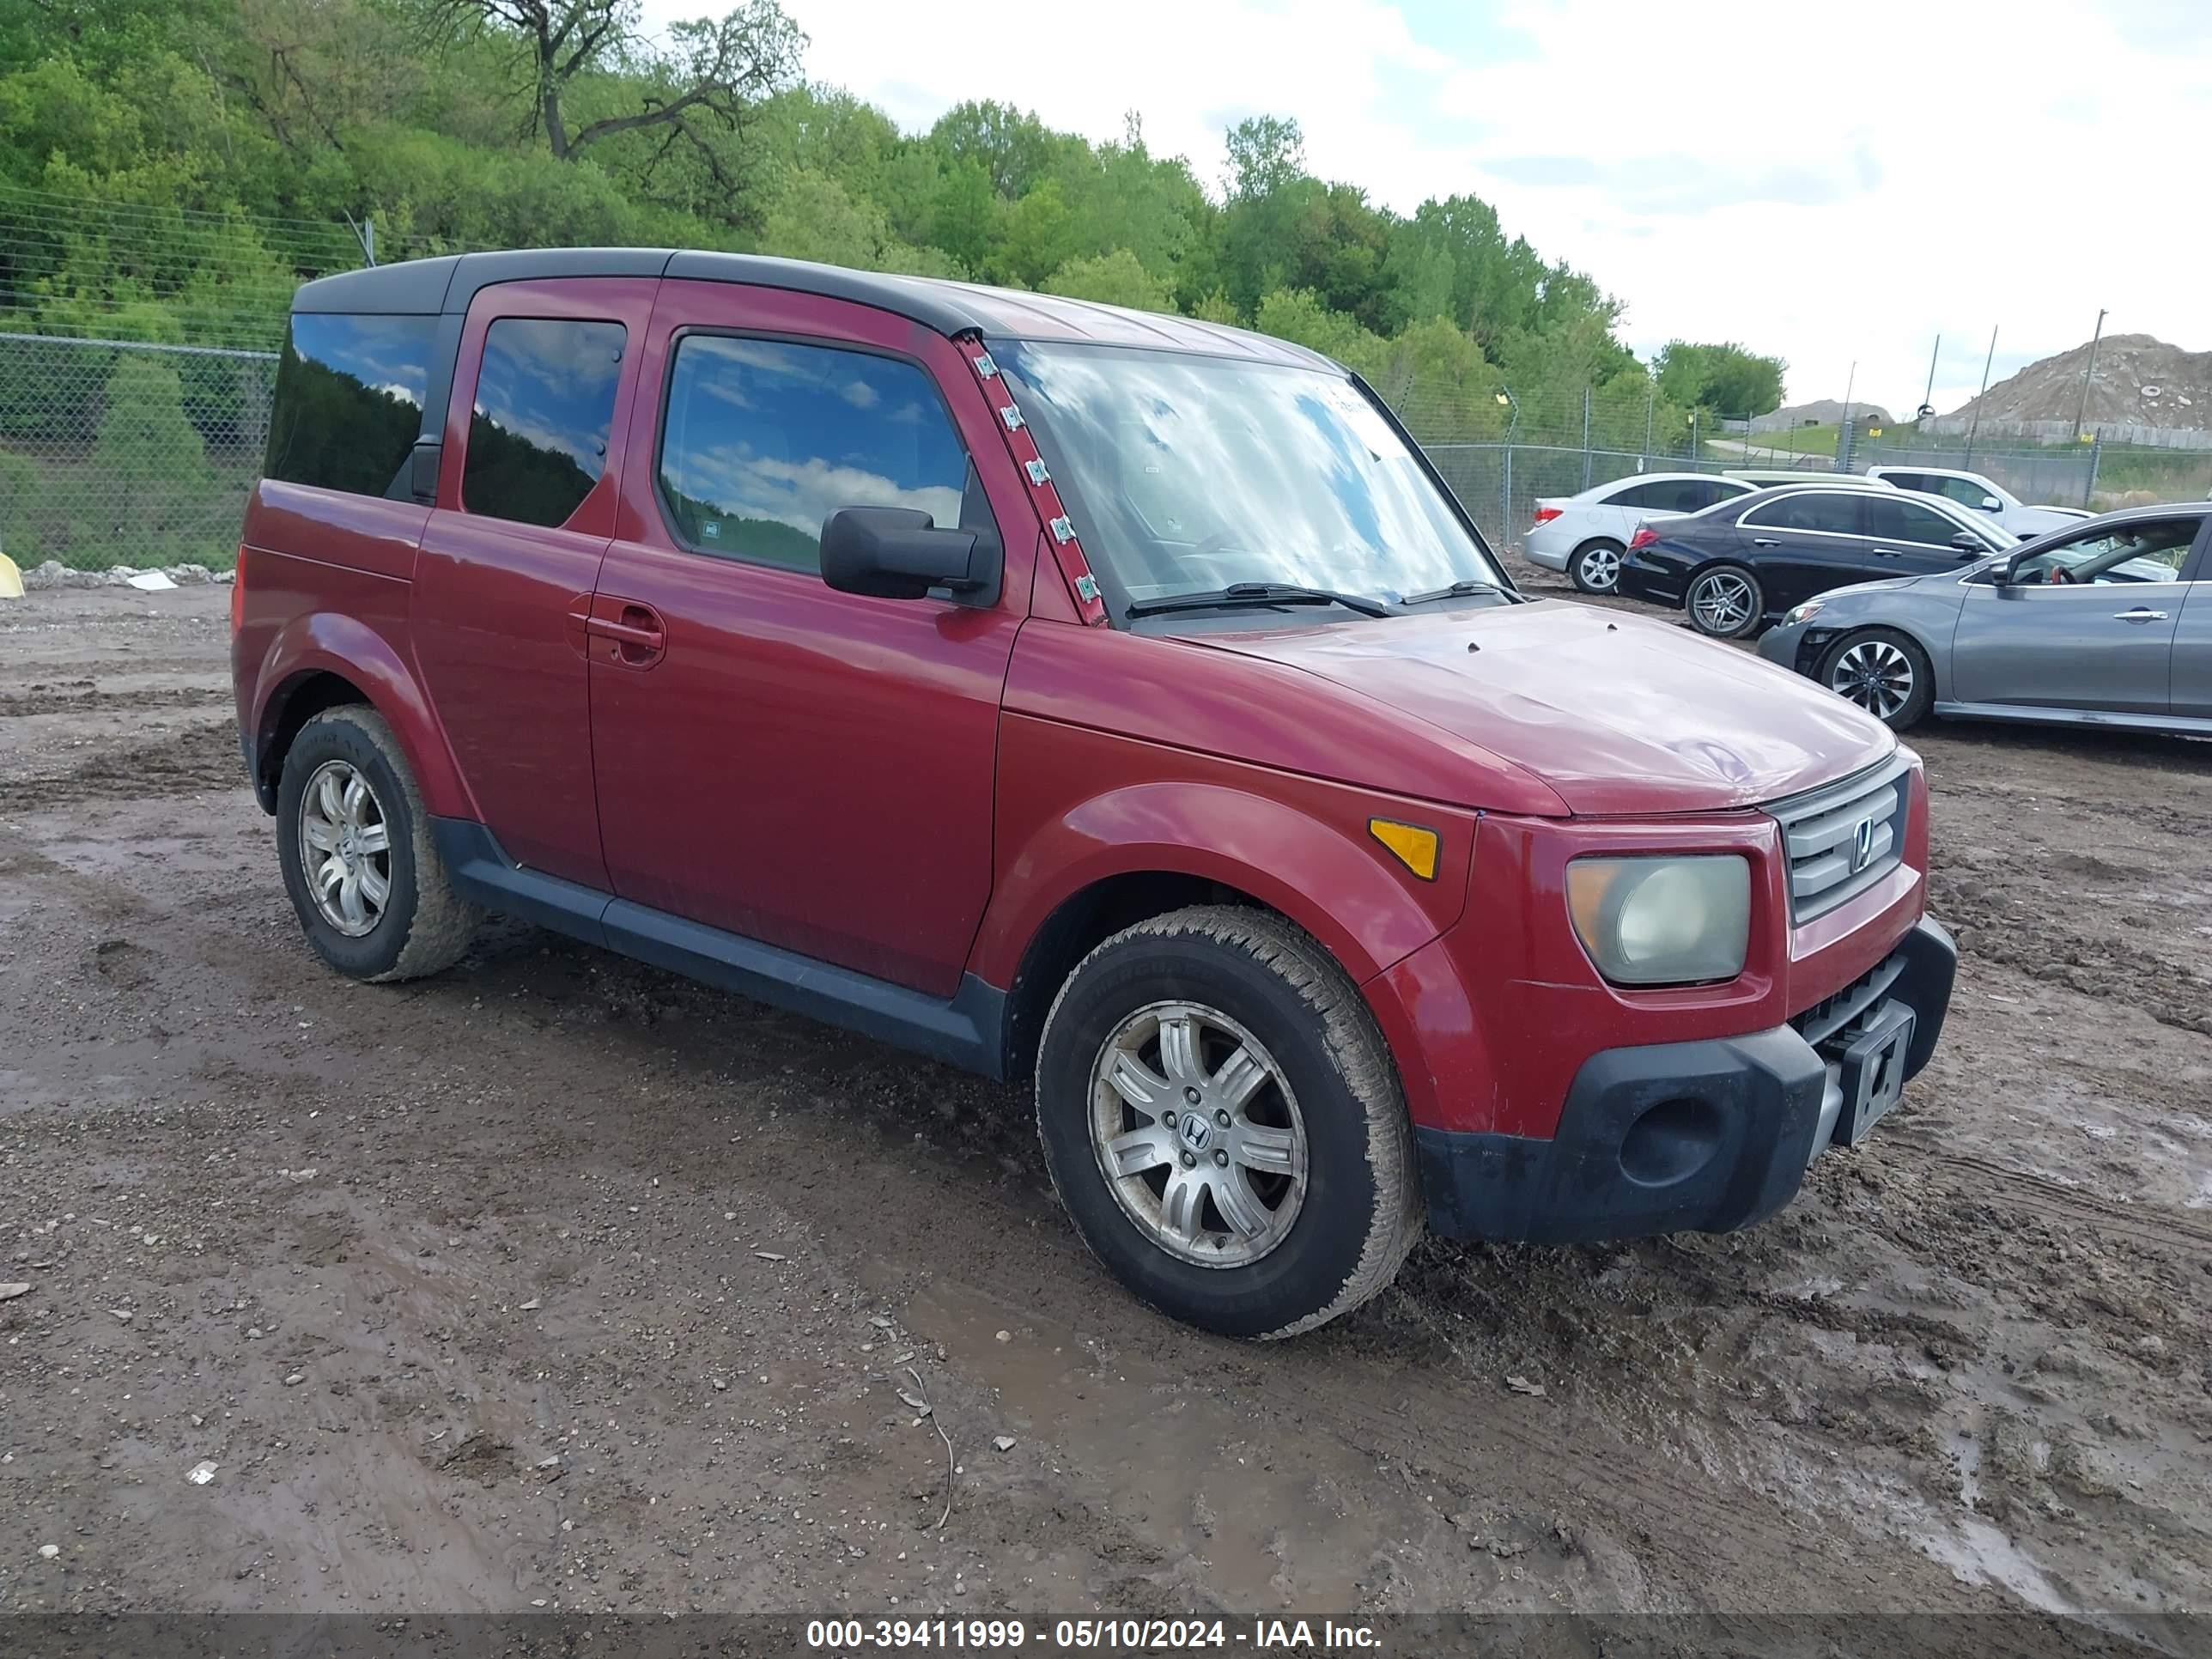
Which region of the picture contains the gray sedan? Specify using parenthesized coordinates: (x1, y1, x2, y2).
(1756, 503, 2212, 734)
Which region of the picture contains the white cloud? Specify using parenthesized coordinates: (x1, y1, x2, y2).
(646, 0, 2212, 413)
(670, 444, 962, 537)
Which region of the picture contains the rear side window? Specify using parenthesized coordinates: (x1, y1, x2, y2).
(1611, 479, 1710, 512)
(264, 313, 437, 496)
(656, 336, 969, 571)
(1866, 494, 1969, 547)
(1747, 492, 1865, 536)
(1878, 471, 1926, 493)
(463, 319, 627, 529)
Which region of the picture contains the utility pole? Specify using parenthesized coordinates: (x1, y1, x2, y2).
(1965, 325, 1997, 469)
(1495, 388, 1519, 544)
(1919, 335, 1940, 422)
(1642, 373, 1655, 468)
(1838, 361, 1856, 473)
(1579, 385, 1593, 489)
(2071, 308, 2107, 443)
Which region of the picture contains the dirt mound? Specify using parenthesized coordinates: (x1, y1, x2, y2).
(1752, 398, 1893, 432)
(1950, 333, 2212, 428)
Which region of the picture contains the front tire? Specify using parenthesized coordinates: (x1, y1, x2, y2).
(276, 706, 479, 982)
(1035, 906, 1421, 1340)
(1569, 538, 1626, 595)
(1686, 564, 1765, 639)
(1819, 627, 1934, 730)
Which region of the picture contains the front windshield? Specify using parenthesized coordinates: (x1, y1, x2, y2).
(994, 342, 1506, 612)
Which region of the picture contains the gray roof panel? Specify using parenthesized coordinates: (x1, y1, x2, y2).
(292, 256, 459, 314)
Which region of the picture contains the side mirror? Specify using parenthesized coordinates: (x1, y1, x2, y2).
(1978, 495, 2002, 512)
(1950, 531, 1987, 556)
(821, 506, 1000, 604)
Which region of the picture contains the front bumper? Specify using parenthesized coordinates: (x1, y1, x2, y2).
(1756, 618, 1825, 678)
(1417, 915, 1956, 1243)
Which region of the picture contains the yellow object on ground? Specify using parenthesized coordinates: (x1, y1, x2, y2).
(0, 552, 23, 600)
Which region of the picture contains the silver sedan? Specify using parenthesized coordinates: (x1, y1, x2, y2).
(1755, 503, 2212, 735)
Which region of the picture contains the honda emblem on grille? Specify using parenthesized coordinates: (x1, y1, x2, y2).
(1849, 816, 1876, 875)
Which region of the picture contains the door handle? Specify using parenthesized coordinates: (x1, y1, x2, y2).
(1870, 546, 1904, 558)
(2112, 607, 2169, 623)
(1751, 538, 1782, 547)
(586, 601, 666, 665)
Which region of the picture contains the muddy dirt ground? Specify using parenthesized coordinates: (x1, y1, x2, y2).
(2, 580, 2208, 1633)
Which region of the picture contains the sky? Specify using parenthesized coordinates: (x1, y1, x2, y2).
(646, 0, 2212, 415)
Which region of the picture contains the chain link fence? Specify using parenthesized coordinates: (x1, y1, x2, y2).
(3, 326, 2208, 575)
(0, 331, 276, 574)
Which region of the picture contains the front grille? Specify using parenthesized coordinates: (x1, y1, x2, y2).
(1791, 951, 1906, 1048)
(1766, 754, 1912, 923)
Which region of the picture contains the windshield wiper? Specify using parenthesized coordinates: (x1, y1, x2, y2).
(1397, 579, 1521, 607)
(1126, 582, 1395, 620)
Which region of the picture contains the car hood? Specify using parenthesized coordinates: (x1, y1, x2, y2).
(1196, 601, 1895, 816)
(1811, 574, 1923, 602)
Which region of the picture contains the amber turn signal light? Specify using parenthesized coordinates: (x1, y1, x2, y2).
(1369, 817, 1439, 881)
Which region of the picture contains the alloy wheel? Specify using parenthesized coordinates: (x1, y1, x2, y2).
(1828, 637, 1915, 721)
(1691, 571, 1755, 634)
(1576, 545, 1622, 591)
(1088, 1000, 1309, 1268)
(297, 759, 392, 936)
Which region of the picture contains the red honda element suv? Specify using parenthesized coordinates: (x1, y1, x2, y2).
(234, 249, 1955, 1338)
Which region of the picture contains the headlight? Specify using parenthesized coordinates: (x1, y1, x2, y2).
(1784, 599, 1826, 626)
(1566, 856, 1751, 986)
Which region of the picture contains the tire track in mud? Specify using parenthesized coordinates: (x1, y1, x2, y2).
(1247, 1321, 1899, 1601)
(3, 716, 241, 811)
(1898, 1144, 2212, 1250)
(1927, 867, 2212, 1039)
(0, 685, 232, 718)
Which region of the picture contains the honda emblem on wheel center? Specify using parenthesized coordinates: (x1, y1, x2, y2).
(1178, 1114, 1212, 1153)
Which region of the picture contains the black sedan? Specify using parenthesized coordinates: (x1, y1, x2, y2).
(1616, 483, 2015, 638)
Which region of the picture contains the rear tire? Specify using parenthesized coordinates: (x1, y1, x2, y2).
(1686, 563, 1765, 639)
(1568, 538, 1626, 595)
(276, 706, 479, 982)
(1819, 627, 1934, 730)
(1035, 906, 1421, 1340)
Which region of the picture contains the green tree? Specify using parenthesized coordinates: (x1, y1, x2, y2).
(1185, 289, 1241, 326)
(994, 178, 1076, 288)
(1253, 287, 1385, 375)
(0, 0, 1784, 523)
(925, 160, 1001, 276)
(928, 100, 1062, 198)
(1655, 341, 1786, 418)
(0, 450, 40, 566)
(1045, 249, 1170, 311)
(409, 0, 805, 185)
(82, 353, 228, 566)
(1366, 318, 1501, 441)
(1046, 118, 1207, 296)
(1224, 114, 1304, 200)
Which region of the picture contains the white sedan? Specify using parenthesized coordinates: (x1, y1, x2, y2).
(1522, 472, 1759, 593)
(1863, 465, 2091, 539)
